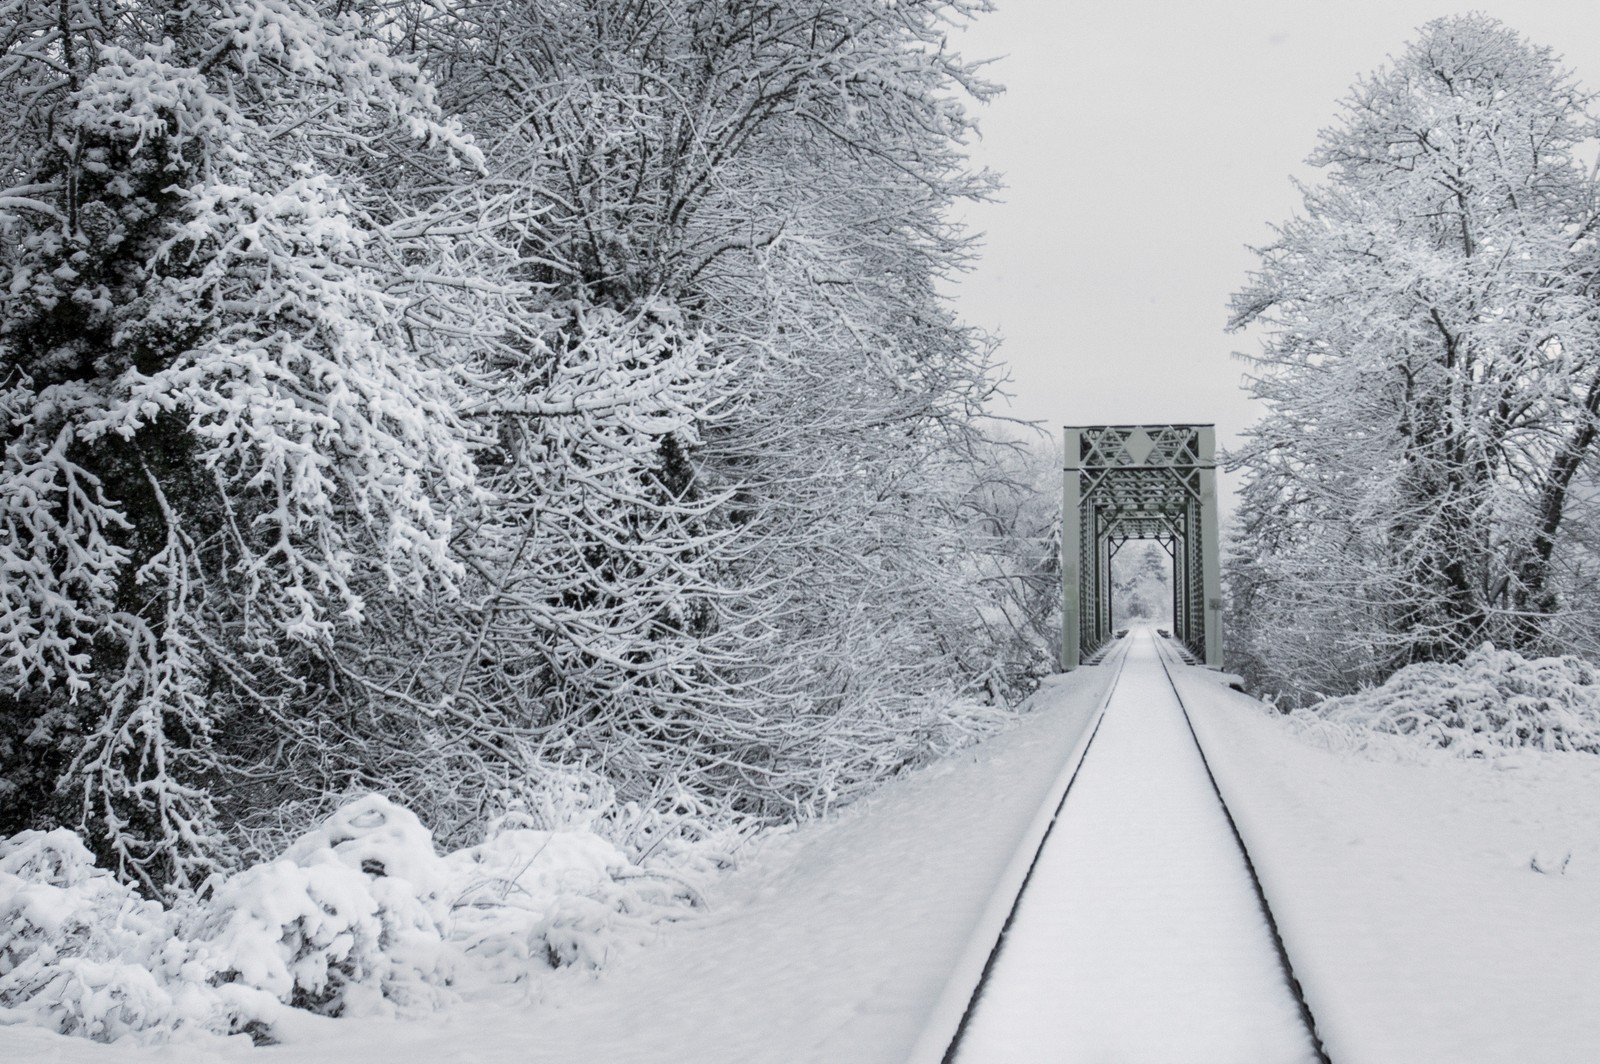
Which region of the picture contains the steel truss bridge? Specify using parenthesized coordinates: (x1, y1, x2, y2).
(1060, 424, 1222, 670)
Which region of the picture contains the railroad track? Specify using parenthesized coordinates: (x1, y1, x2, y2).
(917, 628, 1330, 1064)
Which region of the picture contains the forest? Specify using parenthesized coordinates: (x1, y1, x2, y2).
(0, 0, 1060, 895)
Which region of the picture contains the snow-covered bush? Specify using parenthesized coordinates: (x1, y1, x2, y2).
(0, 794, 713, 1044)
(0, 829, 199, 1041)
(195, 796, 455, 1021)
(449, 821, 673, 978)
(1290, 644, 1600, 758)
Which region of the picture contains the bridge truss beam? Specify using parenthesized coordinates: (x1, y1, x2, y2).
(1061, 424, 1221, 669)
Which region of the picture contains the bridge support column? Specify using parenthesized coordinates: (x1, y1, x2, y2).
(1061, 428, 1082, 671)
(1198, 427, 1223, 668)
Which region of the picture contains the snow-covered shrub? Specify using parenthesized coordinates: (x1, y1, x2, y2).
(0, 830, 199, 1040)
(448, 823, 657, 977)
(0, 794, 716, 1043)
(1291, 643, 1600, 757)
(193, 796, 454, 1020)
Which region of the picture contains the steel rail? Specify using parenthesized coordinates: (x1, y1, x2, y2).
(1152, 637, 1334, 1064)
(913, 635, 1133, 1064)
(928, 633, 1333, 1064)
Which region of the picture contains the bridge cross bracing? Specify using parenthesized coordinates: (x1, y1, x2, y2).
(1061, 424, 1222, 669)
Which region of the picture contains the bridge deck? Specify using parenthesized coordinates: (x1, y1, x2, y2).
(949, 629, 1321, 1063)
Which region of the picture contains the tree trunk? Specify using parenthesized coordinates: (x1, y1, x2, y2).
(1511, 370, 1600, 649)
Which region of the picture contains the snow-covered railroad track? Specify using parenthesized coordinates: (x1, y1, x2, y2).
(939, 628, 1329, 1064)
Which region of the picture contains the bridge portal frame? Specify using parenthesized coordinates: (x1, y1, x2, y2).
(1061, 424, 1222, 670)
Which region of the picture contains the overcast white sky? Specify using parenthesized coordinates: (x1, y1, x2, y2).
(952, 1, 1600, 461)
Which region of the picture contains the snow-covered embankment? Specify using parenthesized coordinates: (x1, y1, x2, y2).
(1173, 664, 1600, 1064)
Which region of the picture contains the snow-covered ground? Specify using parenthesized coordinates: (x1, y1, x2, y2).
(8, 638, 1599, 1063)
(0, 664, 1119, 1064)
(954, 630, 1318, 1063)
(1176, 664, 1600, 1063)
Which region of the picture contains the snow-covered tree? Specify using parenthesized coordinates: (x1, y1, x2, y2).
(1229, 15, 1600, 700)
(396, 0, 1019, 817)
(0, 0, 493, 890)
(2, 0, 1021, 888)
(1114, 542, 1173, 627)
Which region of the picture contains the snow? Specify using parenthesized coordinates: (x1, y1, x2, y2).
(952, 630, 1318, 1064)
(1294, 642, 1600, 755)
(0, 664, 1119, 1064)
(0, 796, 707, 1046)
(8, 637, 1598, 1062)
(1175, 662, 1600, 1063)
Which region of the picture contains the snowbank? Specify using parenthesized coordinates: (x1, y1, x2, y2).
(1291, 643, 1600, 757)
(0, 795, 709, 1048)
(1173, 661, 1600, 1063)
